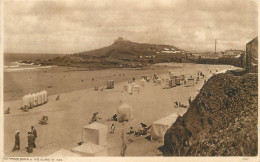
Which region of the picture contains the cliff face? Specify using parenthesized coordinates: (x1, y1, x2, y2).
(163, 71, 258, 156)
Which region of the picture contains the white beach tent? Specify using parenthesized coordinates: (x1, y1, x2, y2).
(71, 142, 107, 156)
(117, 103, 133, 122)
(132, 84, 141, 94)
(40, 91, 45, 104)
(82, 122, 108, 146)
(42, 90, 48, 103)
(27, 94, 33, 108)
(140, 79, 146, 87)
(36, 92, 42, 105)
(48, 148, 82, 157)
(32, 93, 38, 106)
(22, 95, 28, 108)
(128, 84, 133, 94)
(151, 113, 179, 141)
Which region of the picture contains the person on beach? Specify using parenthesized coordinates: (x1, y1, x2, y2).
(56, 95, 60, 100)
(27, 132, 34, 153)
(174, 101, 179, 107)
(129, 127, 134, 134)
(110, 124, 115, 133)
(31, 126, 37, 148)
(12, 131, 20, 151)
(89, 112, 99, 124)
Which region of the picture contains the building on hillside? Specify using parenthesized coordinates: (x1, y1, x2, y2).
(246, 37, 258, 73)
(224, 49, 244, 55)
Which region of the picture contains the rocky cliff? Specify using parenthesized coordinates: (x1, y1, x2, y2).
(163, 71, 258, 156)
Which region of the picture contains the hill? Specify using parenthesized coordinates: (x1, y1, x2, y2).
(21, 38, 191, 70)
(74, 37, 186, 60)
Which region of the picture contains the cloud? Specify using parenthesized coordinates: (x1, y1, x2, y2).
(4, 0, 258, 54)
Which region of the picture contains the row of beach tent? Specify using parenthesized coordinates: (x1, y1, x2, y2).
(22, 90, 48, 108)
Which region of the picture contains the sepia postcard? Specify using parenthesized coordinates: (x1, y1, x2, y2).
(1, 0, 259, 162)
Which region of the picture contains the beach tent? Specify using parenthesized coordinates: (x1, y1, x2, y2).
(128, 84, 133, 94)
(141, 75, 147, 81)
(82, 122, 107, 146)
(40, 91, 45, 104)
(27, 94, 33, 108)
(71, 142, 107, 156)
(140, 79, 146, 87)
(107, 80, 114, 89)
(22, 95, 28, 108)
(187, 78, 195, 87)
(175, 78, 181, 85)
(42, 90, 48, 103)
(180, 79, 185, 85)
(36, 92, 42, 105)
(132, 84, 141, 94)
(117, 103, 133, 122)
(164, 79, 173, 88)
(31, 93, 38, 107)
(151, 113, 179, 141)
(48, 148, 82, 157)
(156, 79, 162, 85)
(171, 79, 176, 87)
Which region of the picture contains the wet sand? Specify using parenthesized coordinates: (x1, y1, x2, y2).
(4, 63, 239, 157)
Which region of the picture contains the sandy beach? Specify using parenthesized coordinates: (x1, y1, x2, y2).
(4, 63, 239, 157)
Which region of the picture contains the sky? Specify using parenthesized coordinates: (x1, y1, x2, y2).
(4, 0, 258, 54)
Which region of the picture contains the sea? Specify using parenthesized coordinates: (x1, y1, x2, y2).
(4, 53, 67, 72)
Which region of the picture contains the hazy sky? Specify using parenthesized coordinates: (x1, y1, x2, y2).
(4, 0, 258, 54)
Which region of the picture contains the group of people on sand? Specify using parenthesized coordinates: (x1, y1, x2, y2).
(12, 126, 37, 153)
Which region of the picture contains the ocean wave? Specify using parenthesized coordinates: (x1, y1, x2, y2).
(4, 65, 20, 68)
(4, 64, 57, 72)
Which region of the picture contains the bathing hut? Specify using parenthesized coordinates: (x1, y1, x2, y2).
(22, 95, 29, 108)
(36, 92, 42, 105)
(28, 94, 34, 108)
(132, 84, 141, 94)
(164, 79, 175, 88)
(107, 80, 114, 89)
(42, 90, 48, 103)
(175, 77, 181, 85)
(187, 78, 195, 87)
(156, 79, 162, 85)
(140, 79, 146, 87)
(32, 93, 38, 107)
(128, 84, 133, 94)
(40, 91, 45, 104)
